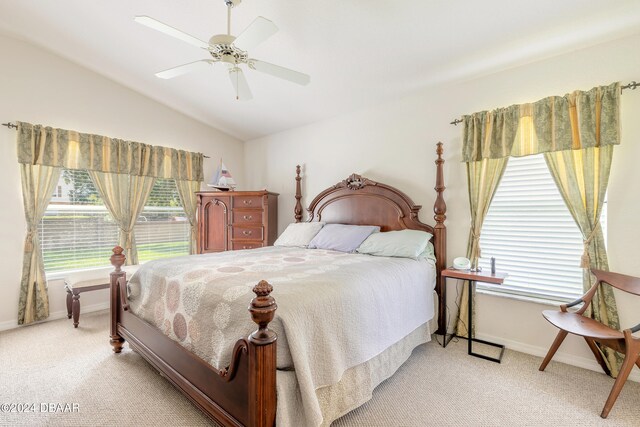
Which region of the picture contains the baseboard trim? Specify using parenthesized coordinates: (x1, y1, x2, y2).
(0, 302, 109, 332)
(476, 332, 640, 383)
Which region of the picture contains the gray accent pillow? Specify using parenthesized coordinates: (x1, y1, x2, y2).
(308, 224, 380, 253)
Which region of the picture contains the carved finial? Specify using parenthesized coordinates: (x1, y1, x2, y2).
(110, 246, 126, 272)
(253, 280, 273, 297)
(294, 165, 303, 223)
(249, 281, 277, 345)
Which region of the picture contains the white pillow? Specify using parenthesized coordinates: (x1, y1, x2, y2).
(274, 222, 325, 247)
(357, 229, 433, 260)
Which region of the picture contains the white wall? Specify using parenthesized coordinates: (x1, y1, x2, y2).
(0, 34, 244, 329)
(244, 33, 640, 378)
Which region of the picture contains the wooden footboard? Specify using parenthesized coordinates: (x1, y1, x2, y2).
(109, 247, 277, 427)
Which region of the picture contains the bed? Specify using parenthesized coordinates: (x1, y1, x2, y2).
(108, 143, 447, 426)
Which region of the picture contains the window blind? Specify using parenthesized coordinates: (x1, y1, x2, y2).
(135, 178, 190, 263)
(39, 170, 119, 273)
(478, 154, 604, 302)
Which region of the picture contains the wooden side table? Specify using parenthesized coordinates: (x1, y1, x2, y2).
(441, 268, 508, 363)
(64, 279, 110, 328)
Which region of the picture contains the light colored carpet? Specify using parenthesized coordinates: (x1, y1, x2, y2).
(0, 311, 639, 426)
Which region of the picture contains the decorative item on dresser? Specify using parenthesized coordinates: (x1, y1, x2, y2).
(196, 191, 279, 253)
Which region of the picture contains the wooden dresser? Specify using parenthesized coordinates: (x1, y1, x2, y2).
(196, 190, 279, 253)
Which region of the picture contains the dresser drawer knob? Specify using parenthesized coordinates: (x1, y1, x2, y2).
(243, 230, 253, 236)
(243, 200, 252, 205)
(243, 215, 253, 220)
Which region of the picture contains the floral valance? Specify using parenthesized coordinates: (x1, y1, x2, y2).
(16, 122, 204, 181)
(462, 82, 621, 162)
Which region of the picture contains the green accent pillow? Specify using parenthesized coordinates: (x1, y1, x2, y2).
(357, 230, 433, 260)
(419, 241, 436, 263)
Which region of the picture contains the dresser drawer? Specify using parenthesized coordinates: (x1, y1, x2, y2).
(232, 210, 263, 225)
(231, 226, 263, 240)
(230, 241, 263, 250)
(233, 195, 263, 208)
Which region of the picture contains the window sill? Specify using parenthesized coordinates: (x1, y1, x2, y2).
(475, 287, 567, 308)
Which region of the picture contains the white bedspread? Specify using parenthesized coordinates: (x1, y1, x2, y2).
(127, 246, 436, 426)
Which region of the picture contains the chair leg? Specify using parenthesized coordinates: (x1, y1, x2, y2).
(584, 337, 611, 376)
(600, 349, 639, 418)
(539, 330, 568, 371)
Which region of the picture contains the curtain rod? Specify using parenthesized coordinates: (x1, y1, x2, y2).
(449, 80, 639, 126)
(1, 122, 211, 158)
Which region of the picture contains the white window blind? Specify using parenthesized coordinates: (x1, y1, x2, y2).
(39, 169, 119, 273)
(478, 154, 606, 302)
(135, 178, 190, 263)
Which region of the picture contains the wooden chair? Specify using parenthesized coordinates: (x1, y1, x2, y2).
(539, 269, 640, 418)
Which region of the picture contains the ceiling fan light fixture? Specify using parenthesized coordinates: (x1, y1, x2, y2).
(220, 54, 237, 67)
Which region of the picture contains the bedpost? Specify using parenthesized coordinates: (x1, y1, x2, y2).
(110, 246, 126, 353)
(294, 165, 303, 223)
(433, 142, 447, 336)
(248, 280, 277, 427)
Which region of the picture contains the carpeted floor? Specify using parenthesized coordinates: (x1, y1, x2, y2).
(0, 311, 638, 426)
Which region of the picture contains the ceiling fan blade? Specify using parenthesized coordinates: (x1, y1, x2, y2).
(155, 60, 214, 79)
(134, 15, 209, 50)
(229, 68, 253, 101)
(233, 17, 278, 51)
(249, 59, 310, 86)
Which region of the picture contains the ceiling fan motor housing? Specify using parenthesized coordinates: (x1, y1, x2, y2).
(208, 34, 248, 66)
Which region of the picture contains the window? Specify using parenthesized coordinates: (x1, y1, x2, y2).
(134, 178, 190, 263)
(51, 185, 62, 199)
(477, 154, 606, 302)
(39, 169, 119, 273)
(40, 171, 191, 274)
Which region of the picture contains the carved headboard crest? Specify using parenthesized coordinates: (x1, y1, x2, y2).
(334, 173, 377, 191)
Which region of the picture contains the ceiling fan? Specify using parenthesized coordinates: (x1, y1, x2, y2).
(134, 0, 310, 101)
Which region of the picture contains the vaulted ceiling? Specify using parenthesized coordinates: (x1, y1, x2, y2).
(1, 0, 640, 140)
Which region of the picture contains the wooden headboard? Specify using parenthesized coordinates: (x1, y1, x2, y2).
(293, 142, 447, 335)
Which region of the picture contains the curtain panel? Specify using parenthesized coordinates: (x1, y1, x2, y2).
(18, 164, 61, 325)
(88, 171, 156, 265)
(16, 122, 204, 182)
(176, 180, 201, 255)
(544, 146, 622, 376)
(462, 82, 620, 162)
(455, 157, 509, 338)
